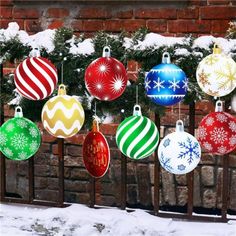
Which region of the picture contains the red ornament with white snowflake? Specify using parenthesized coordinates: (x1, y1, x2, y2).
(84, 46, 128, 101)
(197, 101, 236, 155)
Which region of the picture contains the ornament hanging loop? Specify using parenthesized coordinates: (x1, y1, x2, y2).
(215, 100, 223, 112)
(133, 104, 142, 116)
(102, 46, 111, 57)
(58, 84, 66, 95)
(213, 43, 221, 54)
(162, 52, 171, 64)
(29, 48, 40, 57)
(176, 120, 184, 132)
(14, 106, 23, 118)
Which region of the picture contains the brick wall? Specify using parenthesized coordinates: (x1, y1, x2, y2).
(1, 0, 236, 212)
(1, 0, 236, 36)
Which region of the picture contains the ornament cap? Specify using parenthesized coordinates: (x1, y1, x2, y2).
(213, 44, 221, 54)
(176, 120, 184, 132)
(215, 100, 224, 112)
(162, 52, 171, 64)
(133, 104, 142, 116)
(29, 48, 40, 57)
(102, 46, 111, 57)
(14, 106, 23, 118)
(92, 119, 99, 132)
(58, 84, 66, 95)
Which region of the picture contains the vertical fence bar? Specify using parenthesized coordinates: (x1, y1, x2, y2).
(58, 138, 64, 206)
(28, 157, 35, 203)
(90, 177, 96, 208)
(154, 113, 161, 215)
(120, 154, 127, 210)
(187, 101, 195, 218)
(0, 63, 6, 201)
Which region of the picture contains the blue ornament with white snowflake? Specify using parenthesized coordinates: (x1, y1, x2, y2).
(145, 52, 188, 106)
(0, 106, 41, 161)
(158, 120, 201, 174)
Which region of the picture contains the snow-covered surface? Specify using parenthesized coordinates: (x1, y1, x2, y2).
(0, 203, 236, 236)
(1, 22, 236, 58)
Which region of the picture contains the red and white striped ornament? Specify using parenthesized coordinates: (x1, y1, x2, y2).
(14, 52, 58, 100)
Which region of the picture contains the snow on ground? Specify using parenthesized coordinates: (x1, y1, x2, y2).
(0, 203, 236, 236)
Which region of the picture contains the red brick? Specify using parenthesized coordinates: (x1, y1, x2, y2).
(13, 7, 40, 19)
(46, 8, 69, 18)
(82, 20, 104, 32)
(42, 134, 57, 143)
(127, 60, 139, 72)
(0, 19, 24, 29)
(4, 105, 14, 117)
(122, 19, 146, 32)
(100, 124, 118, 135)
(200, 6, 236, 19)
(208, 0, 230, 5)
(135, 8, 176, 19)
(212, 20, 230, 33)
(177, 7, 199, 19)
(189, 0, 207, 5)
(0, 7, 12, 18)
(168, 20, 211, 33)
(48, 20, 64, 29)
(24, 20, 42, 32)
(104, 20, 122, 32)
(115, 10, 133, 19)
(0, 0, 13, 6)
(67, 134, 86, 145)
(71, 20, 83, 31)
(77, 7, 111, 19)
(127, 73, 138, 81)
(147, 20, 167, 33)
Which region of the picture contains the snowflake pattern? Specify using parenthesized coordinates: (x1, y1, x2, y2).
(229, 121, 236, 132)
(163, 138, 171, 148)
(0, 132, 7, 146)
(6, 123, 15, 132)
(198, 127, 207, 140)
(210, 127, 228, 144)
(11, 133, 28, 150)
(145, 79, 151, 91)
(182, 78, 188, 91)
(178, 164, 186, 171)
(203, 142, 213, 151)
(198, 70, 210, 86)
(16, 119, 28, 128)
(229, 136, 236, 146)
(216, 113, 227, 123)
(159, 152, 173, 172)
(153, 77, 165, 92)
(217, 146, 227, 154)
(30, 141, 39, 152)
(205, 55, 219, 65)
(178, 137, 200, 164)
(18, 152, 27, 160)
(168, 77, 180, 92)
(96, 62, 110, 76)
(29, 127, 39, 138)
(205, 117, 214, 126)
(110, 75, 125, 94)
(3, 147, 13, 157)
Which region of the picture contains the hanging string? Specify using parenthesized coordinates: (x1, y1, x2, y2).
(136, 85, 139, 105)
(94, 101, 97, 116)
(61, 61, 64, 84)
(178, 102, 181, 121)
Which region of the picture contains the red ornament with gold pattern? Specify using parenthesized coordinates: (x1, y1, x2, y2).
(83, 118, 110, 178)
(84, 46, 128, 101)
(197, 101, 236, 155)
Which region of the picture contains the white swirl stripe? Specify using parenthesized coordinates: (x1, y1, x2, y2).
(116, 116, 137, 138)
(37, 57, 57, 81)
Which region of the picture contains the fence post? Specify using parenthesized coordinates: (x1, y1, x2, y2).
(154, 113, 161, 215)
(90, 177, 96, 208)
(58, 138, 65, 207)
(120, 154, 127, 210)
(28, 157, 35, 203)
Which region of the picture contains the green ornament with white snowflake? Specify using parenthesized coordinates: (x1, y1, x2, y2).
(0, 106, 41, 161)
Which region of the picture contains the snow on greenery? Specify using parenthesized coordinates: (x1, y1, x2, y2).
(0, 203, 236, 236)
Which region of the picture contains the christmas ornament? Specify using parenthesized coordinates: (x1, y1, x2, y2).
(158, 120, 201, 174)
(116, 105, 159, 159)
(14, 49, 58, 100)
(84, 46, 128, 101)
(197, 100, 236, 155)
(41, 84, 85, 138)
(0, 106, 41, 160)
(145, 52, 188, 106)
(231, 94, 236, 112)
(83, 118, 110, 178)
(196, 44, 236, 97)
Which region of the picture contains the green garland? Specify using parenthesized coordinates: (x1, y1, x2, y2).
(1, 27, 235, 127)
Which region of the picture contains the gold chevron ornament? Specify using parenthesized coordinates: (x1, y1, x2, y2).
(41, 84, 85, 138)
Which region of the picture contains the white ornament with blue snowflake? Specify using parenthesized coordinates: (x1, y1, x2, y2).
(158, 120, 201, 174)
(145, 52, 188, 106)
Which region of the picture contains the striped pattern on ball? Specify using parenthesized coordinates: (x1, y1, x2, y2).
(41, 95, 85, 138)
(14, 57, 58, 100)
(116, 116, 159, 159)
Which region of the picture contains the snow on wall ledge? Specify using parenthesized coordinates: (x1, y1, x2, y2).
(1, 22, 236, 58)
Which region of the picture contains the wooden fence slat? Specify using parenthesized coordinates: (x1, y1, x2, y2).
(58, 138, 65, 207)
(121, 154, 127, 210)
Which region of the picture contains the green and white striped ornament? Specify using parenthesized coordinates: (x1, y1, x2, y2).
(116, 105, 159, 160)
